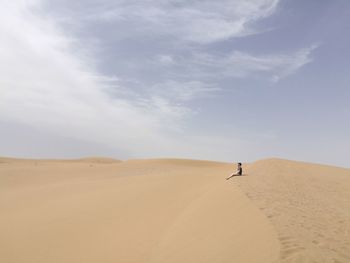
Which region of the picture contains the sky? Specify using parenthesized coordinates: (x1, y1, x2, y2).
(1, 0, 349, 167)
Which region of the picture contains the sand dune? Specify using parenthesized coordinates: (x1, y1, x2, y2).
(0, 157, 349, 262)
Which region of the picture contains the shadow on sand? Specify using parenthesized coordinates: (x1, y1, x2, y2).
(226, 174, 247, 180)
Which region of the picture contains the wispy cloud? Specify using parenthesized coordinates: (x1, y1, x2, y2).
(226, 45, 318, 81)
(48, 0, 280, 44)
(158, 45, 318, 82)
(151, 80, 220, 102)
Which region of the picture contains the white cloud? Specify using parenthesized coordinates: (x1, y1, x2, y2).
(0, 0, 191, 156)
(151, 80, 220, 102)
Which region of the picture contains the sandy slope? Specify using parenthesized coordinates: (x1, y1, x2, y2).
(236, 159, 350, 263)
(0, 158, 278, 263)
(0, 157, 349, 263)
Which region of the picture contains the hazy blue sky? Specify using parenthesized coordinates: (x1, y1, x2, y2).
(1, 0, 349, 167)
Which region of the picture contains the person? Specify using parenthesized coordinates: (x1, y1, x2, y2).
(226, 162, 242, 180)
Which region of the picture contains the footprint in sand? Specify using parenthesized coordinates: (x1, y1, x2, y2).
(278, 236, 306, 261)
(281, 246, 305, 259)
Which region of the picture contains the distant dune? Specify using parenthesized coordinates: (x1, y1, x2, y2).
(73, 157, 122, 163)
(1, 157, 349, 263)
(0, 156, 121, 164)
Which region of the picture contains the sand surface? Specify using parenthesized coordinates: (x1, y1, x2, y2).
(0, 157, 349, 263)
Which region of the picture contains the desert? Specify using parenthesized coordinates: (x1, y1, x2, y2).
(1, 157, 349, 263)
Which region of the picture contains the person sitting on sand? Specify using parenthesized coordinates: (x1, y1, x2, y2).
(226, 162, 242, 180)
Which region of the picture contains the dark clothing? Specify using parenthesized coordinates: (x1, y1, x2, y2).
(238, 167, 242, 175)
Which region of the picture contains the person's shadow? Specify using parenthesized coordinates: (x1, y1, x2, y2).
(226, 174, 247, 180)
